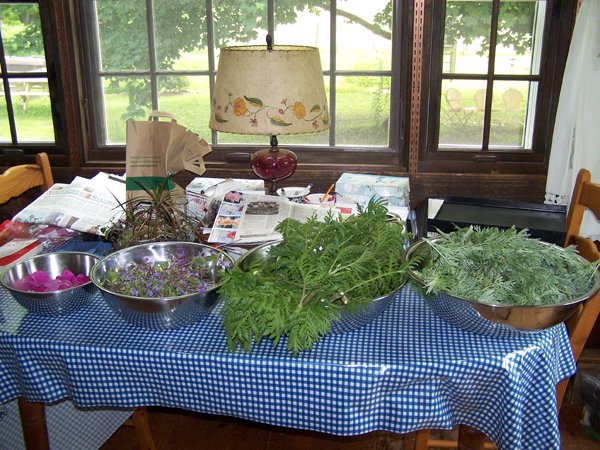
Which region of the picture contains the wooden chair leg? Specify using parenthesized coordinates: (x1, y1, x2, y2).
(458, 425, 485, 450)
(556, 377, 570, 412)
(131, 407, 156, 450)
(414, 429, 431, 450)
(416, 427, 496, 450)
(17, 398, 50, 450)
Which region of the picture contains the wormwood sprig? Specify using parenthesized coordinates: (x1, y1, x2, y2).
(414, 226, 600, 306)
(219, 199, 414, 355)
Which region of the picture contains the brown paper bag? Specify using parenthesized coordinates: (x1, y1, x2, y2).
(125, 111, 211, 202)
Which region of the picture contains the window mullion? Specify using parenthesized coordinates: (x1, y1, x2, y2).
(146, 0, 158, 110)
(481, 0, 501, 152)
(329, 0, 336, 147)
(267, 0, 274, 37)
(206, 0, 217, 146)
(0, 24, 18, 144)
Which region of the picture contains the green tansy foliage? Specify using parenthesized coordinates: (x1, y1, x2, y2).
(413, 226, 600, 306)
(219, 199, 414, 355)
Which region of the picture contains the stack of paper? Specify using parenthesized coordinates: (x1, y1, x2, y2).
(12, 172, 126, 235)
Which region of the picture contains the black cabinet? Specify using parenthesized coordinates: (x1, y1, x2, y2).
(426, 197, 567, 245)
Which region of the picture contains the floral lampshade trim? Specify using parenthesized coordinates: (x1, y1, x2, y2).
(213, 94, 329, 130)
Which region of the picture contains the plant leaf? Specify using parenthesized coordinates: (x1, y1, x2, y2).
(214, 113, 228, 123)
(270, 116, 292, 127)
(244, 96, 263, 107)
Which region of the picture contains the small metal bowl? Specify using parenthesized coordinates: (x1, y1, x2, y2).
(403, 238, 600, 338)
(235, 241, 401, 334)
(1, 252, 100, 316)
(91, 241, 234, 330)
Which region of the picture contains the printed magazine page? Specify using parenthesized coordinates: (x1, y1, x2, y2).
(12, 173, 126, 235)
(207, 192, 338, 245)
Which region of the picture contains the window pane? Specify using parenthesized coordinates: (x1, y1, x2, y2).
(157, 75, 211, 140)
(213, 0, 267, 50)
(495, 1, 545, 76)
(83, 1, 398, 154)
(103, 76, 151, 144)
(489, 80, 533, 148)
(0, 96, 9, 142)
(274, 5, 330, 70)
(444, 0, 492, 75)
(153, 1, 207, 71)
(439, 79, 485, 148)
(14, 92, 54, 142)
(336, 76, 389, 146)
(0, 2, 54, 144)
(0, 3, 46, 64)
(336, 0, 392, 71)
(96, 0, 149, 71)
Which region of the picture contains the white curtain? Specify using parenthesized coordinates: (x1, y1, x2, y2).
(545, 0, 600, 240)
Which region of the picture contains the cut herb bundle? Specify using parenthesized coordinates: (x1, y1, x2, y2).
(219, 199, 413, 354)
(412, 226, 600, 306)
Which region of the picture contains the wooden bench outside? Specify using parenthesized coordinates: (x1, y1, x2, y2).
(2, 56, 49, 110)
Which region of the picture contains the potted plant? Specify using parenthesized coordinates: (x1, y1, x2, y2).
(103, 175, 203, 251)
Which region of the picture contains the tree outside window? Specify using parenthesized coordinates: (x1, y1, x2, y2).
(82, 0, 395, 150)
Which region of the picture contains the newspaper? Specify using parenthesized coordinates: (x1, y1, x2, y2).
(207, 191, 339, 245)
(13, 172, 126, 235)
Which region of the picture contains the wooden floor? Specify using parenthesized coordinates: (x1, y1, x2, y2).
(99, 402, 600, 450)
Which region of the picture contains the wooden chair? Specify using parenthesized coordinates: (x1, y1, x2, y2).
(500, 88, 523, 126)
(1, 154, 156, 449)
(414, 168, 600, 450)
(474, 89, 486, 112)
(443, 88, 476, 126)
(0, 152, 54, 205)
(556, 168, 600, 409)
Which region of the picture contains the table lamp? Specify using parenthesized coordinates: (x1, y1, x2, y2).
(209, 35, 329, 194)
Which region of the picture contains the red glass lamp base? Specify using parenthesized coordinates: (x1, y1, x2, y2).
(251, 140, 297, 194)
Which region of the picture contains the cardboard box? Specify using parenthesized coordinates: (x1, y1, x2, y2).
(335, 173, 410, 207)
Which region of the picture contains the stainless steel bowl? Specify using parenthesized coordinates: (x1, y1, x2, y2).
(91, 241, 234, 330)
(1, 251, 100, 316)
(403, 238, 600, 337)
(235, 241, 401, 334)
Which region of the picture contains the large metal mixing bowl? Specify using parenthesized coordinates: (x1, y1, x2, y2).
(403, 238, 600, 338)
(235, 241, 402, 334)
(91, 241, 234, 330)
(1, 251, 100, 316)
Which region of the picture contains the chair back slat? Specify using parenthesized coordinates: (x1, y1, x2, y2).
(0, 153, 53, 205)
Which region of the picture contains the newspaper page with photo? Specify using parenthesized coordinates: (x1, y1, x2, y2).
(207, 191, 338, 245)
(12, 173, 126, 235)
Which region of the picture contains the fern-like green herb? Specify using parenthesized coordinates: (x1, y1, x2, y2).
(219, 199, 414, 355)
(413, 226, 600, 306)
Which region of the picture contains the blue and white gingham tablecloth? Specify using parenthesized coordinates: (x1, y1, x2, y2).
(0, 274, 576, 450)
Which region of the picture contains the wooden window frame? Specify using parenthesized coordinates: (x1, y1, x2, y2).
(74, 0, 411, 172)
(1, 0, 580, 208)
(419, 0, 576, 174)
(0, 0, 72, 165)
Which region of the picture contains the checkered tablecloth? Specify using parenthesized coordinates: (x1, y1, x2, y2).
(0, 273, 575, 450)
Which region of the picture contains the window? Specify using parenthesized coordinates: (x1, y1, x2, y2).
(422, 0, 575, 171)
(0, 1, 55, 146)
(78, 0, 405, 165)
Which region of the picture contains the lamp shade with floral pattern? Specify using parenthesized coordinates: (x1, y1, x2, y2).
(209, 40, 329, 193)
(209, 44, 329, 135)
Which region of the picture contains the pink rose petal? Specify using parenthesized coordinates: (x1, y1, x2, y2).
(16, 268, 90, 293)
(31, 271, 50, 283)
